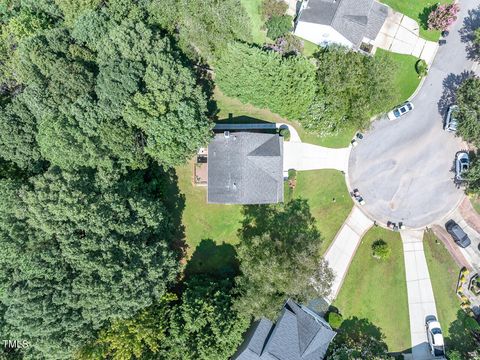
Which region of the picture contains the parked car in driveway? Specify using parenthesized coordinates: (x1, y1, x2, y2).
(455, 151, 470, 182)
(445, 105, 458, 132)
(387, 101, 414, 120)
(426, 317, 446, 358)
(445, 219, 471, 248)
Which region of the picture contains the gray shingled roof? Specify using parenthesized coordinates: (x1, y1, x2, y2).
(297, 0, 388, 46)
(207, 132, 283, 205)
(233, 300, 336, 360)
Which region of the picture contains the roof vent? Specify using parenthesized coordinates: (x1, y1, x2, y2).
(224, 131, 230, 138)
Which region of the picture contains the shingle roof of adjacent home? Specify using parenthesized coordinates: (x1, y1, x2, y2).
(297, 0, 388, 46)
(233, 300, 336, 360)
(207, 132, 283, 205)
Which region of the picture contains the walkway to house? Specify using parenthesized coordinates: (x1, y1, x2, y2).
(324, 206, 374, 302)
(283, 142, 350, 173)
(401, 230, 438, 360)
(374, 9, 438, 65)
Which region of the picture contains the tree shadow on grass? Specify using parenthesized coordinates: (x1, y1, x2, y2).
(156, 167, 187, 260)
(437, 71, 475, 118)
(459, 6, 480, 61)
(184, 239, 239, 279)
(419, 4, 437, 31)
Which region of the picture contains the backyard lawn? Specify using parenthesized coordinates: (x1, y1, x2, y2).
(214, 87, 355, 148)
(375, 49, 421, 109)
(334, 227, 410, 352)
(241, 0, 266, 44)
(381, 0, 449, 41)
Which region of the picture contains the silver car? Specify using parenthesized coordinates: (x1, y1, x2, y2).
(455, 151, 469, 181)
(445, 105, 458, 132)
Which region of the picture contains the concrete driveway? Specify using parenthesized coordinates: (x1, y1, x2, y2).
(283, 142, 350, 172)
(401, 230, 438, 360)
(374, 8, 438, 65)
(348, 0, 479, 229)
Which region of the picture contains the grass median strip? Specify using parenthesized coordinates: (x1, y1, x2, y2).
(334, 227, 410, 352)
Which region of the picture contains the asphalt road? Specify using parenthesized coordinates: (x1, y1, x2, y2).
(348, 0, 479, 229)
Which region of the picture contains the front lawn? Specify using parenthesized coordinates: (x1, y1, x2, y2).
(214, 87, 355, 148)
(290, 170, 352, 254)
(334, 227, 410, 352)
(375, 49, 421, 110)
(423, 230, 460, 338)
(380, 0, 450, 41)
(241, 0, 267, 44)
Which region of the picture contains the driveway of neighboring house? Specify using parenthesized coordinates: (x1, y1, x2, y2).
(324, 206, 373, 302)
(374, 8, 438, 65)
(401, 230, 439, 360)
(439, 204, 480, 272)
(348, 0, 478, 229)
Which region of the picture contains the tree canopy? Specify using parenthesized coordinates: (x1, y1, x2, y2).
(456, 77, 480, 147)
(235, 199, 333, 319)
(216, 42, 317, 120)
(0, 166, 180, 358)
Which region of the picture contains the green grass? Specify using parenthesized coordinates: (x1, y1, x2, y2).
(214, 87, 355, 148)
(375, 49, 421, 108)
(241, 0, 267, 44)
(176, 162, 242, 257)
(292, 170, 352, 254)
(334, 227, 410, 352)
(471, 196, 480, 215)
(423, 230, 460, 339)
(302, 38, 320, 57)
(380, 0, 449, 41)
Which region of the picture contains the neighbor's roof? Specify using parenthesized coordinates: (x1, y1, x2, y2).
(233, 300, 336, 360)
(297, 0, 388, 46)
(207, 132, 283, 205)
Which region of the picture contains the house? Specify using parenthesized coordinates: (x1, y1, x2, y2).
(207, 131, 284, 205)
(233, 299, 336, 360)
(294, 0, 388, 51)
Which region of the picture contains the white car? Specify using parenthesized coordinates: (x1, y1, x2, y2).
(455, 151, 470, 182)
(445, 105, 458, 132)
(387, 101, 414, 120)
(426, 318, 446, 358)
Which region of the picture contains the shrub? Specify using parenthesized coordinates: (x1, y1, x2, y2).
(371, 239, 391, 260)
(266, 15, 292, 40)
(266, 33, 304, 55)
(474, 28, 480, 46)
(261, 0, 288, 20)
(326, 311, 343, 329)
(415, 59, 428, 78)
(216, 42, 317, 119)
(279, 127, 291, 141)
(427, 3, 460, 31)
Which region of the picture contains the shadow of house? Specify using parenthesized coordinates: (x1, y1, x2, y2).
(217, 114, 273, 126)
(460, 6, 480, 61)
(185, 239, 239, 279)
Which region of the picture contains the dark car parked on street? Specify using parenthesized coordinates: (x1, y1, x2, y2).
(445, 220, 471, 248)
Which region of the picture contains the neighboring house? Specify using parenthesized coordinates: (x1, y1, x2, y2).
(294, 0, 388, 51)
(207, 131, 284, 205)
(233, 299, 336, 360)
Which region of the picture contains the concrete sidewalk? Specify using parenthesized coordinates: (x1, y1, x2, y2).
(401, 230, 438, 360)
(283, 142, 351, 173)
(324, 206, 374, 302)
